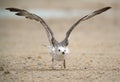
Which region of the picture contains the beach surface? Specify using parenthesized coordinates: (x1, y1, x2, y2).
(0, 0, 120, 82)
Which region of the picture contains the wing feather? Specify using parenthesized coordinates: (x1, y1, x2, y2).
(6, 8, 58, 46)
(62, 7, 111, 46)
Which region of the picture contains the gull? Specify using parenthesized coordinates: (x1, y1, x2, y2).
(6, 6, 111, 69)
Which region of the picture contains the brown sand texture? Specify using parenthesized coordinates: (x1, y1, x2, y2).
(0, 0, 120, 82)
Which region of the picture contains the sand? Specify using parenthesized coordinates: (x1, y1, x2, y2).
(0, 0, 120, 82)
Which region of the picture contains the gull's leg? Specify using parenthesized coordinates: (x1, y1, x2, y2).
(63, 59, 66, 69)
(52, 58, 55, 69)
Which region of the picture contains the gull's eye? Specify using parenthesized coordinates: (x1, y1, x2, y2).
(58, 49, 60, 52)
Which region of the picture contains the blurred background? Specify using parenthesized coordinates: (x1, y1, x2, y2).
(0, 0, 120, 81)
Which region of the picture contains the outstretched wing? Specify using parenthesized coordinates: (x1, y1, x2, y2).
(62, 6, 111, 46)
(6, 8, 58, 46)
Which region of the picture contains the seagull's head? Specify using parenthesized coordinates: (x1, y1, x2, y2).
(57, 46, 69, 55)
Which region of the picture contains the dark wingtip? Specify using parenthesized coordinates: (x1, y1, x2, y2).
(94, 6, 112, 15)
(5, 7, 15, 10)
(100, 6, 112, 12)
(104, 6, 112, 10)
(5, 7, 21, 12)
(107, 6, 112, 9)
(101, 6, 112, 12)
(5, 8, 12, 11)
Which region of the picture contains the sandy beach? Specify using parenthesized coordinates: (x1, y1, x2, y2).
(0, 0, 120, 82)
